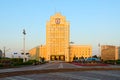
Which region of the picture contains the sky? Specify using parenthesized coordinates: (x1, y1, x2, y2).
(0, 0, 120, 57)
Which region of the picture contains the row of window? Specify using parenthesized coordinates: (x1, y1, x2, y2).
(48, 36, 66, 38)
(47, 33, 68, 36)
(70, 48, 91, 51)
(70, 51, 91, 54)
(47, 27, 68, 31)
(47, 45, 68, 47)
(47, 31, 69, 34)
(73, 53, 91, 56)
(47, 39, 68, 42)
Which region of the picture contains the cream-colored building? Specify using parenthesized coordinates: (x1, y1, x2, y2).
(101, 45, 120, 61)
(29, 13, 92, 62)
(70, 45, 92, 61)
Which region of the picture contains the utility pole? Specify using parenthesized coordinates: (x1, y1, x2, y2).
(2, 47, 10, 58)
(23, 29, 26, 62)
(98, 43, 101, 58)
(3, 47, 5, 58)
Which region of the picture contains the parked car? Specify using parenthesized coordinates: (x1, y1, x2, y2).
(85, 58, 101, 63)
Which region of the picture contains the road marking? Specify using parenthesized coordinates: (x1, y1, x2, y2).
(58, 63, 63, 68)
(51, 73, 100, 80)
(6, 76, 33, 80)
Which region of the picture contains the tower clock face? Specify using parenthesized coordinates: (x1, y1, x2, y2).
(55, 18, 60, 24)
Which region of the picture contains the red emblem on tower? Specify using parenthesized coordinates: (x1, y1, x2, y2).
(55, 18, 60, 24)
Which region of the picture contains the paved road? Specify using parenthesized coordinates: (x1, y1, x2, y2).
(1, 70, 120, 80)
(0, 62, 80, 73)
(0, 62, 120, 80)
(0, 62, 120, 73)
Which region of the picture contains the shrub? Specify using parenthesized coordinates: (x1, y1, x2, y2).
(11, 58, 23, 63)
(103, 60, 115, 64)
(0, 63, 3, 67)
(22, 60, 38, 65)
(116, 60, 120, 64)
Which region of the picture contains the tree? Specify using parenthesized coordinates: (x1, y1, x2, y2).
(80, 56, 84, 59)
(92, 55, 98, 58)
(73, 56, 77, 60)
(40, 57, 45, 63)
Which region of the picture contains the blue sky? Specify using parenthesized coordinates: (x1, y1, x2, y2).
(0, 0, 120, 57)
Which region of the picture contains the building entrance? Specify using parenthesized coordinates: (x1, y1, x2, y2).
(50, 55, 65, 61)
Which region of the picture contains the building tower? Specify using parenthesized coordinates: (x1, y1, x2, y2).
(46, 13, 70, 61)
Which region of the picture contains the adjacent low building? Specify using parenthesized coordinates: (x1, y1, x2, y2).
(29, 13, 92, 62)
(70, 45, 92, 61)
(101, 45, 120, 61)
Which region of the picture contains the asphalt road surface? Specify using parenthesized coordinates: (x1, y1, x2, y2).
(0, 62, 120, 80)
(0, 62, 80, 73)
(1, 70, 120, 80)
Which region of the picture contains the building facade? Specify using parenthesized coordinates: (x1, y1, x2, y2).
(118, 47, 120, 59)
(101, 45, 120, 61)
(29, 13, 92, 62)
(70, 45, 92, 61)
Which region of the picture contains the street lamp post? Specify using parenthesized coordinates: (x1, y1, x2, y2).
(69, 41, 74, 62)
(23, 29, 26, 62)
